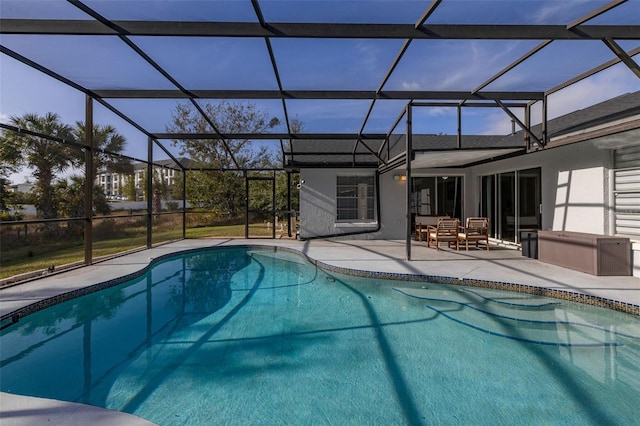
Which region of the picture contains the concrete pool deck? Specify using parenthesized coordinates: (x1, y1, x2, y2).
(2, 238, 640, 425)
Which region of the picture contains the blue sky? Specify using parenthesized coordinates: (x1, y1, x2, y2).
(1, 0, 639, 183)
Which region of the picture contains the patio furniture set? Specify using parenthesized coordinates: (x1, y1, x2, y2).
(415, 217, 490, 251)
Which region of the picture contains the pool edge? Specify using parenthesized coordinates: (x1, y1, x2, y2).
(2, 244, 639, 329)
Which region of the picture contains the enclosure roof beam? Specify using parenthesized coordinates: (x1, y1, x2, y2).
(154, 132, 388, 140)
(251, 0, 292, 165)
(494, 99, 543, 147)
(566, 0, 627, 30)
(3, 20, 639, 40)
(470, 40, 553, 96)
(415, 0, 443, 29)
(546, 46, 640, 95)
(602, 38, 640, 79)
(68, 0, 241, 169)
(92, 89, 545, 101)
(0, 44, 157, 145)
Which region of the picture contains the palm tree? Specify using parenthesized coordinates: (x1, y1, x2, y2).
(0, 113, 77, 219)
(73, 122, 133, 180)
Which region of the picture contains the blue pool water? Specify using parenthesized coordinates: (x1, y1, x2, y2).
(1, 246, 639, 425)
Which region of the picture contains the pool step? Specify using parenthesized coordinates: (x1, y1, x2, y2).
(393, 286, 640, 347)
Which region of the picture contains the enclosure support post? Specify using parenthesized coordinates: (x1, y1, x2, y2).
(525, 103, 531, 148)
(244, 171, 249, 239)
(456, 104, 462, 149)
(84, 95, 93, 266)
(182, 169, 187, 239)
(272, 171, 277, 239)
(287, 172, 292, 238)
(542, 95, 548, 146)
(146, 137, 153, 248)
(406, 103, 413, 261)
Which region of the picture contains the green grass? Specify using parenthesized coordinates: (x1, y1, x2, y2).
(0, 222, 286, 280)
(1, 241, 86, 279)
(186, 223, 275, 238)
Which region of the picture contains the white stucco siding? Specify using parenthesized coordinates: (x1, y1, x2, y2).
(543, 143, 608, 234)
(552, 167, 605, 234)
(379, 168, 470, 239)
(470, 141, 609, 234)
(299, 168, 382, 239)
(378, 172, 407, 239)
(299, 169, 337, 239)
(299, 141, 612, 240)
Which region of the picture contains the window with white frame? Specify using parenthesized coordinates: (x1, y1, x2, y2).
(336, 175, 375, 221)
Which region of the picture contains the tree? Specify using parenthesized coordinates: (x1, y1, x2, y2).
(123, 175, 137, 201)
(55, 175, 110, 219)
(0, 129, 22, 177)
(0, 177, 20, 220)
(275, 172, 300, 213)
(168, 101, 280, 216)
(73, 122, 133, 180)
(172, 170, 185, 200)
(0, 113, 77, 219)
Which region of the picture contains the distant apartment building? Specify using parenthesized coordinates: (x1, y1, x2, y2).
(8, 182, 35, 194)
(95, 158, 189, 200)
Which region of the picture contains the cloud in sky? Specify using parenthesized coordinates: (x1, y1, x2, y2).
(544, 64, 640, 118)
(477, 62, 640, 135)
(401, 81, 420, 91)
(533, 1, 579, 25)
(393, 39, 542, 92)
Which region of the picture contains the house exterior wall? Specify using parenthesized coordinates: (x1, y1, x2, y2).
(468, 141, 609, 235)
(378, 171, 407, 239)
(382, 168, 467, 240)
(300, 142, 611, 240)
(300, 168, 381, 239)
(298, 137, 640, 275)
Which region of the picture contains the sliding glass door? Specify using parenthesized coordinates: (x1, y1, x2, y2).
(518, 168, 542, 233)
(500, 172, 516, 242)
(437, 177, 463, 220)
(481, 175, 496, 236)
(411, 176, 463, 224)
(481, 168, 541, 243)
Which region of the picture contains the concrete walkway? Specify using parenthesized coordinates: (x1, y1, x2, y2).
(0, 392, 156, 426)
(1, 238, 640, 425)
(4, 239, 639, 317)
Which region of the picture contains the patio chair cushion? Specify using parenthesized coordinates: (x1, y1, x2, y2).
(459, 217, 490, 250)
(426, 218, 460, 250)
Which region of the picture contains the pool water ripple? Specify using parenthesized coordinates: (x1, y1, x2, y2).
(1, 246, 639, 425)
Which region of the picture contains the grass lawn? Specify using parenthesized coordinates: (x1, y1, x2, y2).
(1, 223, 285, 280)
(186, 223, 277, 238)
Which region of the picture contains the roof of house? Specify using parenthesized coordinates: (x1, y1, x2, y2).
(501, 90, 640, 145)
(287, 90, 640, 169)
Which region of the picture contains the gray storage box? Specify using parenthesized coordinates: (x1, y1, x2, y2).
(538, 231, 630, 276)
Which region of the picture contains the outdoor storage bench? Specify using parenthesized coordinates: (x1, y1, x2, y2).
(538, 230, 631, 276)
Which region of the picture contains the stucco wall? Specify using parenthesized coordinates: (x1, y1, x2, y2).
(382, 168, 468, 240)
(378, 172, 407, 239)
(299, 141, 611, 240)
(468, 141, 609, 234)
(299, 168, 382, 239)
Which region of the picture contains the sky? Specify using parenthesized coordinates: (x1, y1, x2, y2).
(1, 0, 639, 184)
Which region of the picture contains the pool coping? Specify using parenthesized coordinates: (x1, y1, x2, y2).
(2, 244, 639, 329)
(1, 241, 639, 426)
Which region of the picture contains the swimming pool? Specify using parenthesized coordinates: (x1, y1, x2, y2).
(1, 246, 639, 425)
